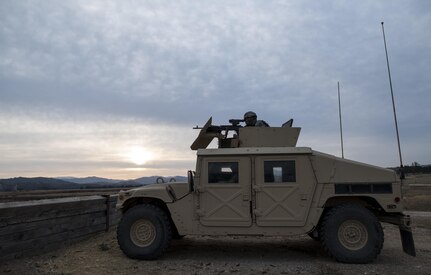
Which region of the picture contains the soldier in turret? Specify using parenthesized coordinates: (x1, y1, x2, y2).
(244, 111, 269, 127)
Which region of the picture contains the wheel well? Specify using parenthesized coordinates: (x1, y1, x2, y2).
(122, 197, 180, 237)
(122, 197, 167, 212)
(323, 196, 385, 214)
(315, 196, 385, 230)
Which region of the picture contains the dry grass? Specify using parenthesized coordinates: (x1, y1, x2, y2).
(404, 195, 431, 211)
(404, 174, 431, 211)
(404, 173, 431, 185)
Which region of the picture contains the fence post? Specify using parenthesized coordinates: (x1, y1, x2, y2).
(104, 195, 111, 232)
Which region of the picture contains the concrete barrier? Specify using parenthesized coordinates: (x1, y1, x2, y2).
(0, 195, 121, 260)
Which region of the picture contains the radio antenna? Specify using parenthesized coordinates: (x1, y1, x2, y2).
(338, 81, 344, 158)
(381, 22, 404, 179)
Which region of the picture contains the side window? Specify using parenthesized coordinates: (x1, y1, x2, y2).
(264, 160, 296, 183)
(208, 162, 239, 184)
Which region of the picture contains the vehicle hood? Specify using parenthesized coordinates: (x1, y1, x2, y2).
(117, 181, 190, 207)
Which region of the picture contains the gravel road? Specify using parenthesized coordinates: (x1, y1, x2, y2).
(2, 213, 431, 275)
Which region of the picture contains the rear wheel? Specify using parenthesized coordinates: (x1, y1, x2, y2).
(319, 203, 383, 263)
(117, 204, 172, 260)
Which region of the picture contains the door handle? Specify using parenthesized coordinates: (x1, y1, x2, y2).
(252, 185, 261, 192)
(254, 209, 262, 217)
(300, 194, 308, 207)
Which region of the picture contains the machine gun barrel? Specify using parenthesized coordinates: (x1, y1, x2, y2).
(194, 118, 244, 132)
(228, 119, 244, 126)
(207, 125, 241, 133)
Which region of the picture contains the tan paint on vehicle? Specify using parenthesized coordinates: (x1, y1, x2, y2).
(117, 117, 415, 261)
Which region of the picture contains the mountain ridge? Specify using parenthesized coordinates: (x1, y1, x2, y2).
(0, 175, 187, 191)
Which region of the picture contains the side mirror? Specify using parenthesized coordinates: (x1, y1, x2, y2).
(188, 170, 194, 192)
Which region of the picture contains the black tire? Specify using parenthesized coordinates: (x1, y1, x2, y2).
(319, 203, 384, 264)
(117, 204, 172, 260)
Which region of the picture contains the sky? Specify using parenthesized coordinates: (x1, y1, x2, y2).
(1, 1, 430, 179)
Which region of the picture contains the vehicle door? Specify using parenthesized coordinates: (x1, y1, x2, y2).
(254, 155, 316, 226)
(197, 156, 252, 227)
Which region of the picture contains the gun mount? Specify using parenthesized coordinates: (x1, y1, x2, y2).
(191, 117, 301, 150)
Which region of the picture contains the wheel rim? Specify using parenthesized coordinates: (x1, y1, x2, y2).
(338, 219, 368, 251)
(130, 219, 156, 247)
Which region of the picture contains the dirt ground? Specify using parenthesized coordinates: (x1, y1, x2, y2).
(2, 216, 430, 275)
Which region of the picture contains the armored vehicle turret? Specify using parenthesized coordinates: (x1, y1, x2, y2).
(116, 117, 415, 263)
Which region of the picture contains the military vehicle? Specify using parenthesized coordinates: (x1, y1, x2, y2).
(116, 117, 415, 263)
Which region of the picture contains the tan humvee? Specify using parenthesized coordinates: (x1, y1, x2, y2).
(116, 117, 415, 263)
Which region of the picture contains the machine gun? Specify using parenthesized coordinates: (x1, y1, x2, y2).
(228, 119, 244, 127)
(193, 118, 244, 136)
(192, 117, 244, 149)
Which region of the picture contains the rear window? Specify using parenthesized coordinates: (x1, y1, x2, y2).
(264, 160, 296, 183)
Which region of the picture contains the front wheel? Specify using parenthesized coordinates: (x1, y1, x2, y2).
(117, 204, 172, 260)
(319, 203, 384, 263)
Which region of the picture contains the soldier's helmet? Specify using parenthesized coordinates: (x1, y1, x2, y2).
(244, 111, 257, 126)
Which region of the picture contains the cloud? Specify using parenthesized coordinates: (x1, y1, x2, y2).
(0, 111, 196, 178)
(0, 1, 430, 177)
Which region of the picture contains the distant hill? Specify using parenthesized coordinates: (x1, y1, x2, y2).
(0, 175, 188, 192)
(388, 164, 431, 175)
(0, 177, 79, 191)
(56, 176, 122, 184)
(57, 175, 187, 185)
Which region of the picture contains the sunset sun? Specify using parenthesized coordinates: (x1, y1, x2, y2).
(126, 147, 153, 165)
